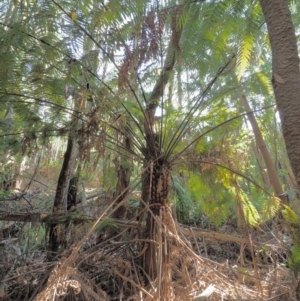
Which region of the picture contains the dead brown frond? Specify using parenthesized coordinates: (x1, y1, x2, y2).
(1, 212, 293, 300)
(0, 183, 293, 300)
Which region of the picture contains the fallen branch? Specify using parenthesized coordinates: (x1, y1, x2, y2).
(0, 210, 246, 244)
(180, 225, 247, 244)
(0, 210, 93, 224)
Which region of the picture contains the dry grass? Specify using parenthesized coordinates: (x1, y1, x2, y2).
(0, 203, 294, 300)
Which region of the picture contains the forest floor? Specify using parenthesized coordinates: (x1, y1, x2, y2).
(0, 165, 298, 300)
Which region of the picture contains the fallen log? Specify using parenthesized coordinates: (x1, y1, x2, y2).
(0, 210, 93, 224)
(0, 210, 246, 244)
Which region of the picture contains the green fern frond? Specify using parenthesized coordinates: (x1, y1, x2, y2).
(187, 174, 210, 198)
(177, 6, 189, 30)
(202, 200, 230, 226)
(172, 175, 193, 205)
(289, 245, 300, 276)
(282, 205, 300, 224)
(261, 196, 281, 222)
(171, 174, 194, 222)
(240, 192, 260, 227)
(230, 0, 247, 16)
(256, 72, 272, 95)
(248, 72, 272, 96)
(235, 2, 262, 80)
(236, 33, 254, 80)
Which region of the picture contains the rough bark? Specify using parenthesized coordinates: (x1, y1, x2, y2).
(48, 137, 75, 254)
(67, 162, 82, 211)
(241, 95, 283, 196)
(140, 7, 184, 299)
(48, 87, 90, 254)
(142, 158, 172, 274)
(259, 0, 300, 189)
(284, 160, 298, 190)
(48, 128, 80, 254)
(53, 138, 74, 212)
(67, 175, 78, 210)
(112, 135, 133, 219)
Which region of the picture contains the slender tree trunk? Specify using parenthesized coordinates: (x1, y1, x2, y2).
(1, 106, 18, 191)
(48, 93, 84, 254)
(259, 0, 300, 190)
(251, 141, 271, 191)
(48, 136, 78, 254)
(241, 94, 283, 196)
(67, 164, 81, 211)
(112, 135, 132, 219)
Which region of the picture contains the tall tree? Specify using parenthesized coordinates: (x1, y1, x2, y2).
(259, 0, 300, 190)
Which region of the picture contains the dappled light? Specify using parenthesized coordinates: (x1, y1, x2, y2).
(1, 0, 300, 300)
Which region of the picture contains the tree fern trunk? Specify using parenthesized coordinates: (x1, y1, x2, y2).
(140, 6, 184, 299)
(142, 157, 174, 299)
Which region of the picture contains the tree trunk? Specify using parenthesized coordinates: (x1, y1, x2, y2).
(284, 160, 298, 191)
(141, 6, 184, 299)
(48, 85, 94, 254)
(241, 94, 283, 196)
(48, 136, 77, 254)
(67, 164, 81, 211)
(112, 135, 132, 219)
(1, 106, 18, 192)
(142, 158, 174, 299)
(259, 0, 300, 189)
(251, 141, 271, 191)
